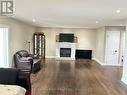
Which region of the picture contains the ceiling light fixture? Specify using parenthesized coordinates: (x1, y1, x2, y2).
(116, 10, 121, 13)
(96, 21, 99, 24)
(120, 24, 123, 26)
(32, 19, 36, 22)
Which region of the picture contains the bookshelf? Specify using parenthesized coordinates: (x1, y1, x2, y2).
(33, 32, 45, 59)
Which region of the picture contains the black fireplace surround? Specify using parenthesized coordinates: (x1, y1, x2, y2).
(75, 49, 92, 59)
(60, 48, 71, 57)
(60, 48, 92, 59)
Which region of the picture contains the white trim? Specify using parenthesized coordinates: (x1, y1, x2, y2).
(121, 49, 127, 85)
(93, 58, 121, 66)
(45, 56, 56, 58)
(121, 78, 127, 85)
(46, 56, 75, 60)
(92, 58, 105, 65)
(56, 57, 75, 60)
(102, 63, 121, 66)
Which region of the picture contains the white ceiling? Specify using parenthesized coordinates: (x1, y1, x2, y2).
(13, 0, 127, 28)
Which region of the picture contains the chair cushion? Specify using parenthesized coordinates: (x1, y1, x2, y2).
(0, 68, 19, 85)
(32, 59, 41, 73)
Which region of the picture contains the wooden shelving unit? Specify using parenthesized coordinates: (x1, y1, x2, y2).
(33, 32, 45, 59)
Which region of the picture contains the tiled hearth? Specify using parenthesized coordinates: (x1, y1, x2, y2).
(56, 42, 76, 60)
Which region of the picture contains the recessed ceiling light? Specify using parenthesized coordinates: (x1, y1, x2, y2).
(116, 10, 121, 13)
(120, 24, 123, 26)
(96, 21, 99, 24)
(32, 19, 36, 22)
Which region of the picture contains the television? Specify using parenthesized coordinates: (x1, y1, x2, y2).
(59, 33, 74, 42)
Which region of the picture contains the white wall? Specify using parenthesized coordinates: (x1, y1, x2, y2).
(94, 27, 105, 64)
(0, 17, 36, 67)
(36, 27, 97, 58)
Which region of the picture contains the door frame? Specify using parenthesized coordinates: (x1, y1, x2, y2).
(104, 31, 125, 66)
(119, 31, 126, 66)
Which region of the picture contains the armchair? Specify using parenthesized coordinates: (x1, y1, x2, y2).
(14, 50, 41, 73)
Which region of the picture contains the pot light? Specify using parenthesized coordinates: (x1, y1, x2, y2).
(120, 24, 123, 26)
(32, 19, 36, 22)
(116, 10, 121, 13)
(96, 21, 99, 24)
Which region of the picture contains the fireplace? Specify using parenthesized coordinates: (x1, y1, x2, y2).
(60, 48, 71, 57)
(56, 42, 76, 60)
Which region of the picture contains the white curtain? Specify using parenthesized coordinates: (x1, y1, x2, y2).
(0, 28, 9, 68)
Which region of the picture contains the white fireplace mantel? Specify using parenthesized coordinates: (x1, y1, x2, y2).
(56, 42, 76, 60)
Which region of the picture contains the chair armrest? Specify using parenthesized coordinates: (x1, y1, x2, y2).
(18, 70, 31, 91)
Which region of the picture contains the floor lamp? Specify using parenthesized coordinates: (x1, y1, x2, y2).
(28, 41, 31, 53)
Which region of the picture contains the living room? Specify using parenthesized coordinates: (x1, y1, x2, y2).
(0, 0, 127, 95)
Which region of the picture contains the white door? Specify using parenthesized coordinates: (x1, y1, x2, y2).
(105, 31, 120, 65)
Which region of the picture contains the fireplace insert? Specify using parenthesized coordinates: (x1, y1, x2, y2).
(60, 48, 71, 57)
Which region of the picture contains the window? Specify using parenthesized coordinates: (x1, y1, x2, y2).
(0, 27, 9, 67)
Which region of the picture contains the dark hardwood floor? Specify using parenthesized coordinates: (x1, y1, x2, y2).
(31, 58, 127, 95)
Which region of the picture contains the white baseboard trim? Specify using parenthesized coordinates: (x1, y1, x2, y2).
(45, 56, 56, 58)
(92, 58, 121, 66)
(92, 58, 105, 65)
(45, 57, 121, 66)
(45, 56, 75, 60)
(56, 57, 75, 60)
(102, 64, 121, 66)
(121, 77, 127, 86)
